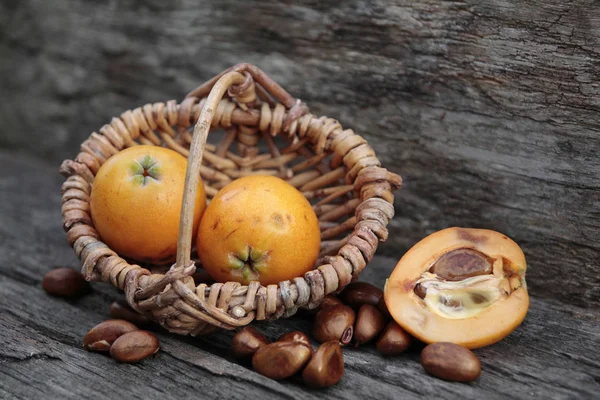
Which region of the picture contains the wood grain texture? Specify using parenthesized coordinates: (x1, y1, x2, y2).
(0, 0, 598, 309)
(0, 149, 599, 399)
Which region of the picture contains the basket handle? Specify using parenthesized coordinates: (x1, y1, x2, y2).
(175, 71, 247, 269)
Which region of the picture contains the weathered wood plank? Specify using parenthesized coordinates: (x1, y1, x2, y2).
(1, 0, 598, 307)
(0, 149, 599, 399)
(3, 270, 599, 400)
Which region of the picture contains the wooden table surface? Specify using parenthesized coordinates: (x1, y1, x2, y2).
(1, 150, 599, 400)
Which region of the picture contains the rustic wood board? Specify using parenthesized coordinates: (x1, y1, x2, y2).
(0, 150, 599, 399)
(1, 0, 599, 308)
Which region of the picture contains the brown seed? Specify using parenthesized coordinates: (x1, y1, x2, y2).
(421, 342, 481, 382)
(340, 282, 383, 310)
(297, 295, 343, 317)
(110, 330, 159, 363)
(231, 326, 270, 359)
(252, 341, 312, 380)
(42, 267, 90, 298)
(83, 319, 139, 352)
(302, 341, 344, 388)
(376, 296, 392, 319)
(414, 282, 428, 299)
(320, 295, 344, 310)
(354, 304, 387, 346)
(109, 300, 152, 327)
(278, 331, 312, 349)
(430, 248, 492, 281)
(313, 304, 356, 345)
(376, 321, 412, 356)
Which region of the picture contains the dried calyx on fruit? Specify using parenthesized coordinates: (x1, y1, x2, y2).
(384, 227, 529, 349)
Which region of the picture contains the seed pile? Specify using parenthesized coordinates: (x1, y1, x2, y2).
(83, 319, 159, 363)
(42, 267, 483, 383)
(232, 281, 482, 386)
(232, 327, 344, 388)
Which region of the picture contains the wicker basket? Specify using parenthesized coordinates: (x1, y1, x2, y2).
(59, 64, 402, 336)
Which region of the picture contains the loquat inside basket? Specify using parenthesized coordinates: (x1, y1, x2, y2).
(60, 63, 402, 336)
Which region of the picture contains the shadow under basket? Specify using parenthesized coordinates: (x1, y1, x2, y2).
(59, 64, 402, 336)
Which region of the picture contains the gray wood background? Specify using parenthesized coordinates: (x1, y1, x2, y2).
(1, 0, 599, 310)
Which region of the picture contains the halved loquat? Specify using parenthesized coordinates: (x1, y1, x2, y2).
(384, 227, 529, 349)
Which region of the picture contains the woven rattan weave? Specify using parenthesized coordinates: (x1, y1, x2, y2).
(60, 64, 402, 336)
